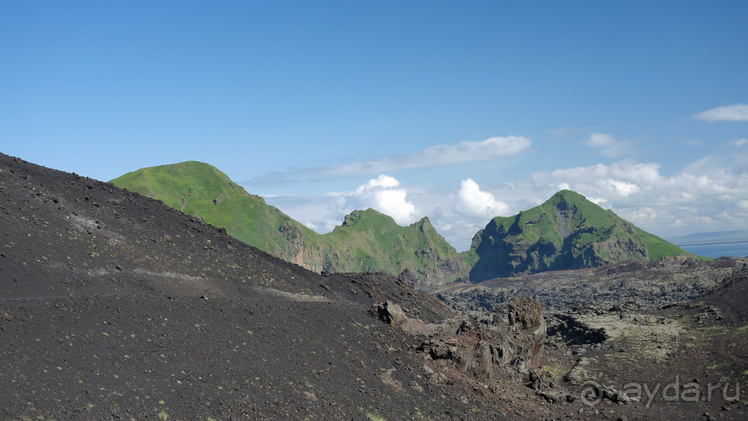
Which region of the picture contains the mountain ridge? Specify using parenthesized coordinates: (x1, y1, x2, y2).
(668, 229, 748, 245)
(3, 152, 747, 420)
(467, 190, 695, 282)
(112, 163, 697, 285)
(111, 162, 470, 285)
(0, 151, 546, 420)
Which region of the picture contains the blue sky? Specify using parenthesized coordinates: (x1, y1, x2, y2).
(2, 1, 748, 251)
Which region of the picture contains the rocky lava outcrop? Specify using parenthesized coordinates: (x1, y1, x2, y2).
(372, 296, 547, 388)
(0, 153, 524, 420)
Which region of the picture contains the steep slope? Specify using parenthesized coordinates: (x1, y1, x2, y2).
(322, 209, 469, 285)
(0, 152, 526, 420)
(111, 162, 468, 284)
(110, 160, 324, 267)
(468, 190, 694, 282)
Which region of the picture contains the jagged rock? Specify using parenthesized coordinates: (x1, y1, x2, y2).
(375, 297, 550, 386)
(370, 300, 464, 337)
(510, 296, 544, 332)
(538, 390, 565, 404)
(602, 386, 631, 405)
(371, 301, 408, 326)
(438, 257, 748, 314)
(421, 338, 460, 360)
(464, 340, 495, 383)
(398, 268, 419, 285)
(564, 356, 596, 386)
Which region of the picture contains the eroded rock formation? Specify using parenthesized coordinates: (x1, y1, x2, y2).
(371, 296, 547, 385)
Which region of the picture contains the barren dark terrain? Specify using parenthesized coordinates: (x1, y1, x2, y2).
(431, 257, 747, 313)
(3, 151, 748, 421)
(0, 153, 557, 420)
(0, 153, 465, 420)
(434, 257, 748, 420)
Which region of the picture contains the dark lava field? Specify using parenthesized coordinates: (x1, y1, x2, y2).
(3, 151, 748, 421)
(0, 153, 496, 420)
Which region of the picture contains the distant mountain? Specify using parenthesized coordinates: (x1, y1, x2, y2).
(322, 208, 470, 284)
(111, 160, 322, 259)
(466, 190, 695, 282)
(111, 161, 469, 285)
(111, 165, 695, 286)
(668, 230, 748, 245)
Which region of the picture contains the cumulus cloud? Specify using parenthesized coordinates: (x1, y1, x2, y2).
(348, 175, 417, 225)
(260, 140, 748, 252)
(601, 179, 641, 197)
(582, 133, 635, 158)
(692, 104, 748, 122)
(328, 136, 531, 175)
(355, 174, 401, 191)
(533, 161, 664, 192)
(262, 174, 420, 235)
(454, 178, 510, 218)
(530, 141, 748, 237)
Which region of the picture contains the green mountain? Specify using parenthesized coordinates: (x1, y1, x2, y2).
(322, 209, 469, 284)
(110, 161, 469, 285)
(111, 165, 694, 286)
(466, 190, 696, 282)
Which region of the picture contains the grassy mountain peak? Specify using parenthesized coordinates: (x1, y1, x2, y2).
(111, 162, 469, 284)
(111, 161, 320, 259)
(326, 209, 468, 284)
(339, 208, 396, 228)
(467, 189, 695, 282)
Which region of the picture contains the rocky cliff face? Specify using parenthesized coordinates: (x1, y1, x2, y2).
(468, 190, 683, 282)
(277, 221, 324, 272)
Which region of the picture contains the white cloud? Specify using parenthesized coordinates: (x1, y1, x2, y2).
(602, 179, 641, 197)
(533, 161, 664, 190)
(583, 133, 617, 148)
(454, 178, 510, 218)
(530, 143, 748, 238)
(260, 141, 748, 252)
(683, 138, 748, 176)
(582, 133, 635, 158)
(355, 174, 401, 191)
(692, 104, 748, 122)
(328, 136, 531, 175)
(348, 175, 417, 225)
(247, 135, 532, 187)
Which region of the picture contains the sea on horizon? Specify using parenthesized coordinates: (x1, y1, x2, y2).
(678, 241, 748, 259)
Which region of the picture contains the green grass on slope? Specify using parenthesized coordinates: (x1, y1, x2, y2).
(542, 190, 698, 261)
(470, 190, 702, 272)
(110, 161, 322, 255)
(636, 228, 705, 260)
(111, 163, 469, 284)
(322, 209, 467, 283)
